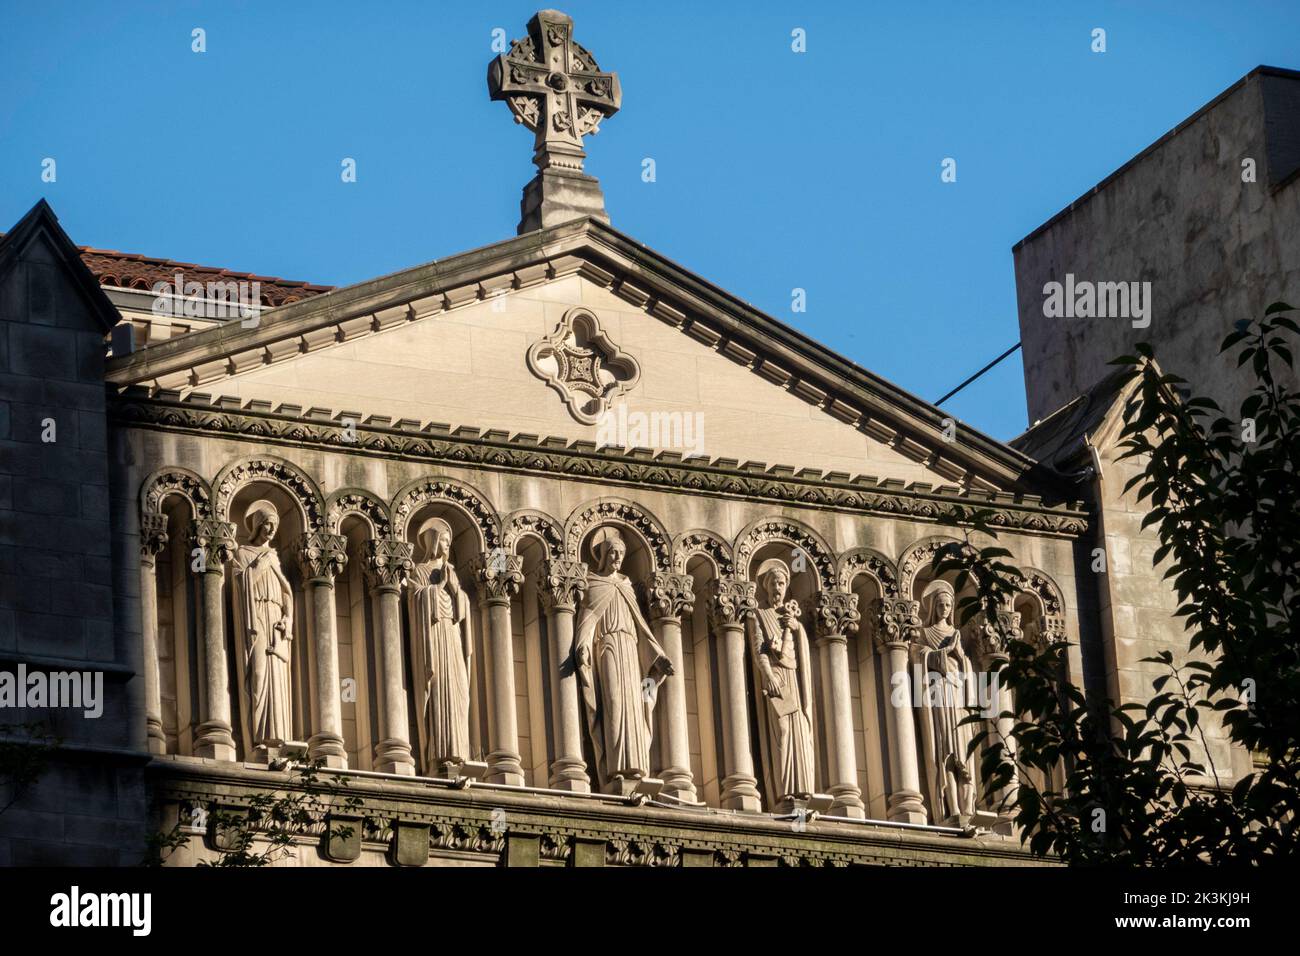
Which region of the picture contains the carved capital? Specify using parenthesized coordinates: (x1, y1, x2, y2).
(815, 589, 860, 643)
(538, 559, 588, 612)
(873, 598, 921, 651)
(364, 537, 414, 592)
(297, 531, 348, 584)
(189, 519, 236, 574)
(968, 607, 1022, 665)
(472, 550, 524, 605)
(647, 572, 694, 623)
(708, 576, 757, 630)
(140, 512, 169, 563)
(1026, 614, 1067, 650)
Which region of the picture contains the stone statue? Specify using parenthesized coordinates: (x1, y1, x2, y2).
(408, 517, 473, 776)
(747, 558, 816, 810)
(574, 528, 673, 793)
(232, 500, 294, 752)
(912, 579, 977, 822)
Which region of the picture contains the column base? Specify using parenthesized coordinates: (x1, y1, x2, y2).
(308, 732, 348, 769)
(887, 789, 928, 824)
(829, 784, 866, 819)
(147, 727, 167, 756)
(660, 767, 697, 803)
(720, 773, 762, 813)
(193, 721, 236, 762)
(486, 750, 524, 786)
(548, 758, 591, 793)
(374, 739, 415, 776)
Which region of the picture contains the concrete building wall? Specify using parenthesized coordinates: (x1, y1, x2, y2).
(1014, 66, 1300, 425)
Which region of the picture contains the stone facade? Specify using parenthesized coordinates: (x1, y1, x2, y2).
(1, 15, 1261, 868)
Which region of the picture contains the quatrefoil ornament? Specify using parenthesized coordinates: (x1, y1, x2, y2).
(526, 306, 640, 424)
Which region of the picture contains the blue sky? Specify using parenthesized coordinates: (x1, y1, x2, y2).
(3, 0, 1298, 440)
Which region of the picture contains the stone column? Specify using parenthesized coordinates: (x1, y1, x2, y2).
(815, 589, 865, 818)
(708, 576, 761, 813)
(648, 571, 696, 802)
(538, 559, 589, 792)
(873, 598, 927, 824)
(298, 531, 349, 768)
(364, 537, 415, 775)
(472, 551, 525, 785)
(971, 605, 1023, 814)
(139, 513, 169, 755)
(190, 518, 237, 761)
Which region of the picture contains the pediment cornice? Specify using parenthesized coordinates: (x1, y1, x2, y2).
(104, 217, 1045, 494)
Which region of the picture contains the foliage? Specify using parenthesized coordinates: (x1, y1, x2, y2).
(935, 303, 1300, 863)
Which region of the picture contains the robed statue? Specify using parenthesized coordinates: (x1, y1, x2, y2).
(408, 516, 473, 776)
(232, 500, 294, 751)
(912, 579, 977, 822)
(747, 558, 817, 809)
(574, 528, 674, 792)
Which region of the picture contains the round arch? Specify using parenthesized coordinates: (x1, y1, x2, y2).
(389, 475, 501, 552)
(211, 456, 326, 534)
(733, 516, 835, 590)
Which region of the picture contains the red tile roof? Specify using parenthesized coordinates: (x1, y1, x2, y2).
(76, 245, 334, 307)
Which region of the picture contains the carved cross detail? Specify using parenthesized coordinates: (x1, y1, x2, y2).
(487, 9, 621, 171)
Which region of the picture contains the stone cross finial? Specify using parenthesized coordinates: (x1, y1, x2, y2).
(488, 10, 622, 233)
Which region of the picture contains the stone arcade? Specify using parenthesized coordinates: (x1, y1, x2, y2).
(0, 11, 1256, 867)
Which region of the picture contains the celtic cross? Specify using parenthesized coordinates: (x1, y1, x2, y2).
(488, 10, 622, 232)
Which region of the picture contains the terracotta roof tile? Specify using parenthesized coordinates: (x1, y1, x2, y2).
(0, 230, 335, 307)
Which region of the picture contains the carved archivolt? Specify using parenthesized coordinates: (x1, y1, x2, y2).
(390, 476, 502, 551)
(563, 497, 672, 571)
(673, 529, 735, 578)
(897, 535, 965, 598)
(501, 508, 564, 559)
(733, 518, 835, 590)
(326, 488, 392, 538)
(1013, 567, 1065, 618)
(211, 456, 326, 533)
(836, 547, 899, 598)
(526, 306, 640, 425)
(140, 467, 212, 521)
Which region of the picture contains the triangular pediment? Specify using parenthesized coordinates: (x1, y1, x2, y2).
(106, 218, 1036, 492)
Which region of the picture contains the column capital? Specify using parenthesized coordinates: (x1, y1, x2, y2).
(814, 588, 860, 644)
(364, 537, 414, 592)
(538, 559, 588, 612)
(967, 606, 1022, 666)
(708, 576, 757, 630)
(472, 550, 524, 605)
(140, 512, 169, 563)
(872, 597, 921, 651)
(189, 518, 236, 574)
(298, 531, 349, 584)
(648, 571, 694, 623)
